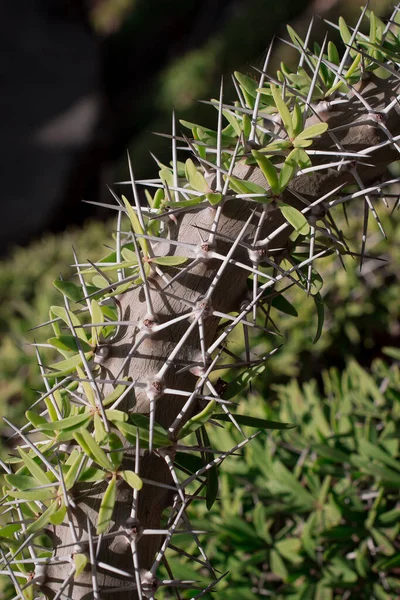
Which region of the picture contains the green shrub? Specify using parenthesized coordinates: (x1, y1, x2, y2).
(161, 358, 400, 599)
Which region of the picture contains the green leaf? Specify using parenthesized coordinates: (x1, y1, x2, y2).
(105, 409, 128, 423)
(159, 167, 174, 187)
(53, 280, 82, 303)
(151, 256, 188, 267)
(224, 363, 267, 399)
(382, 346, 400, 361)
(251, 150, 279, 195)
(313, 293, 325, 343)
(122, 195, 148, 257)
(26, 411, 47, 429)
(107, 433, 124, 470)
(74, 553, 88, 577)
(370, 528, 395, 556)
(45, 352, 93, 378)
(26, 502, 59, 534)
(5, 474, 44, 490)
(185, 158, 209, 193)
(234, 71, 258, 98)
(358, 438, 400, 471)
(39, 413, 92, 433)
(271, 294, 298, 317)
(74, 429, 115, 471)
(121, 247, 138, 263)
(295, 122, 328, 142)
(91, 299, 104, 345)
(178, 400, 216, 439)
(339, 16, 352, 46)
(64, 453, 86, 491)
(49, 505, 67, 525)
(7, 488, 55, 501)
(227, 176, 268, 199)
(206, 192, 223, 205)
(328, 41, 340, 65)
(103, 379, 131, 406)
(97, 476, 117, 534)
(292, 102, 303, 137)
(50, 306, 88, 344)
(200, 426, 219, 511)
(18, 448, 50, 485)
(120, 470, 143, 490)
(212, 413, 295, 430)
(76, 365, 95, 407)
(291, 147, 312, 170)
(270, 85, 293, 138)
(278, 152, 298, 191)
(270, 548, 288, 581)
(222, 110, 242, 136)
(279, 204, 310, 235)
(114, 420, 173, 449)
(92, 274, 111, 288)
(48, 335, 91, 354)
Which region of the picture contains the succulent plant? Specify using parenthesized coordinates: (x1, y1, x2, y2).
(2, 4, 400, 599)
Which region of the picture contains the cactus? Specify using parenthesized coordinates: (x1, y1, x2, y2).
(2, 4, 400, 599)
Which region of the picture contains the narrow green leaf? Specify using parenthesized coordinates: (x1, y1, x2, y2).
(91, 299, 104, 345)
(50, 306, 88, 344)
(278, 152, 297, 191)
(48, 335, 91, 354)
(291, 147, 312, 169)
(227, 176, 268, 200)
(120, 470, 143, 490)
(225, 363, 266, 399)
(26, 502, 59, 534)
(291, 102, 303, 137)
(313, 293, 325, 343)
(64, 453, 85, 491)
(115, 419, 173, 449)
(107, 433, 124, 470)
(45, 352, 93, 378)
(53, 280, 82, 303)
(271, 294, 298, 317)
(279, 204, 310, 235)
(39, 413, 92, 432)
(251, 150, 279, 194)
(328, 41, 340, 65)
(339, 16, 352, 45)
(26, 411, 47, 429)
(5, 474, 43, 491)
(270, 84, 293, 138)
(7, 488, 55, 501)
(74, 553, 88, 577)
(151, 256, 188, 267)
(185, 158, 209, 193)
(234, 71, 258, 98)
(122, 195, 148, 256)
(295, 122, 328, 141)
(178, 401, 216, 439)
(97, 476, 117, 534)
(222, 109, 242, 136)
(76, 365, 95, 407)
(206, 192, 223, 205)
(74, 429, 114, 472)
(49, 505, 67, 525)
(103, 379, 131, 407)
(18, 448, 50, 485)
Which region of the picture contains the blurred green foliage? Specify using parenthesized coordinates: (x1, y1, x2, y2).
(159, 357, 400, 598)
(0, 220, 114, 428)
